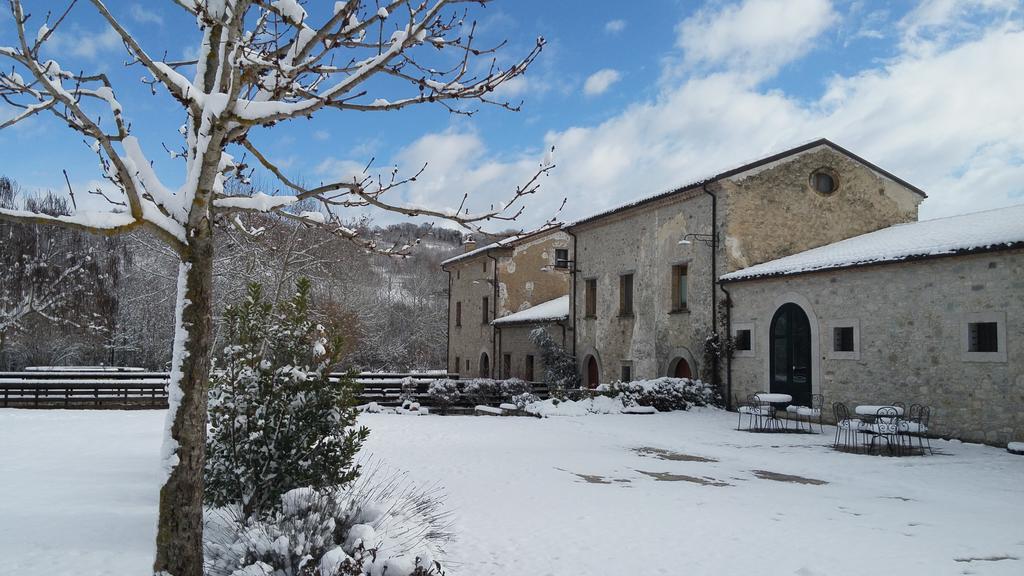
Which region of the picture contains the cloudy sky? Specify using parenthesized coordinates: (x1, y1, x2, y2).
(1, 0, 1022, 229)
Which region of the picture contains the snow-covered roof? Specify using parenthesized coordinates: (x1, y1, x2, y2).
(440, 226, 562, 267)
(721, 204, 1024, 282)
(566, 138, 926, 229)
(492, 295, 570, 326)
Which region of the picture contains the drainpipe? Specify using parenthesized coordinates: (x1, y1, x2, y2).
(444, 268, 453, 377)
(703, 182, 719, 387)
(720, 283, 733, 410)
(487, 253, 500, 379)
(566, 227, 579, 358)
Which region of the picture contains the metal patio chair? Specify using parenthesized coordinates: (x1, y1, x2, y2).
(737, 393, 771, 431)
(797, 394, 824, 433)
(900, 404, 933, 455)
(832, 402, 862, 452)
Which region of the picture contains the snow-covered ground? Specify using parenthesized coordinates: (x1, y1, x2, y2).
(2, 409, 1023, 575)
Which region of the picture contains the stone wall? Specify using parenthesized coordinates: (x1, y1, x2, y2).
(571, 191, 715, 384)
(445, 229, 570, 378)
(721, 145, 922, 271)
(726, 248, 1024, 445)
(495, 322, 569, 381)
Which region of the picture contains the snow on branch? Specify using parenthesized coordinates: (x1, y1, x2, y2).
(1, 0, 554, 256)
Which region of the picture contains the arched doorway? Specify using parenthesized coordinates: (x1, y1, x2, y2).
(672, 358, 693, 379)
(770, 303, 812, 406)
(479, 352, 490, 378)
(585, 356, 600, 388)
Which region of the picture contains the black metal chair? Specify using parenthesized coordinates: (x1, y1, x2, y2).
(738, 393, 770, 431)
(866, 406, 902, 455)
(797, 394, 824, 433)
(832, 402, 862, 452)
(900, 404, 932, 454)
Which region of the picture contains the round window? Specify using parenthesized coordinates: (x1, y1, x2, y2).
(810, 169, 838, 195)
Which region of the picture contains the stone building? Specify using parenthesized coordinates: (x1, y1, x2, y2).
(565, 139, 924, 388)
(721, 206, 1024, 444)
(441, 227, 571, 379)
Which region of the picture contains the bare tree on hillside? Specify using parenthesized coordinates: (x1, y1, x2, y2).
(0, 2, 553, 574)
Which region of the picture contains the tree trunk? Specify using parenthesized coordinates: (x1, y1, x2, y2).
(153, 230, 214, 576)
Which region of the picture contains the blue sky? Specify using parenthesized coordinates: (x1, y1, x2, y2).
(1, 0, 1023, 229)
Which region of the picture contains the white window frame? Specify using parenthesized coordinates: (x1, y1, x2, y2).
(826, 318, 860, 361)
(961, 311, 1007, 363)
(731, 321, 755, 358)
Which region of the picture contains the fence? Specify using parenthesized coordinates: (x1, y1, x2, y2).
(0, 370, 557, 409)
(0, 370, 473, 409)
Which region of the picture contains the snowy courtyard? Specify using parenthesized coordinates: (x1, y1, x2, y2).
(1, 408, 1023, 576)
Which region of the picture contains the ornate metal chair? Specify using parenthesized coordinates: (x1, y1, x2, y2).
(900, 404, 932, 454)
(866, 406, 902, 455)
(797, 394, 824, 433)
(832, 402, 862, 452)
(737, 393, 770, 431)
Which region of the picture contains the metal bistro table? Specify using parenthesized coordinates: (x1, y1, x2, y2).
(754, 393, 793, 431)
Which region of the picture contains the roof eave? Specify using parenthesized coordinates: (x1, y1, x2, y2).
(720, 241, 1024, 283)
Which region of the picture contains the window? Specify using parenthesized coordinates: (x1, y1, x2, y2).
(554, 248, 569, 269)
(732, 322, 755, 358)
(454, 357, 460, 374)
(735, 329, 752, 351)
(619, 273, 634, 316)
(961, 312, 1006, 362)
(465, 358, 470, 370)
(455, 301, 462, 327)
(482, 260, 487, 273)
(620, 364, 632, 383)
(585, 278, 597, 317)
(525, 354, 535, 382)
(833, 327, 855, 352)
(810, 169, 837, 194)
(671, 264, 688, 311)
(457, 270, 460, 280)
(826, 319, 859, 360)
(482, 296, 489, 324)
(502, 354, 512, 379)
(968, 322, 998, 353)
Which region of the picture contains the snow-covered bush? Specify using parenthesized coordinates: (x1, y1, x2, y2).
(205, 279, 369, 517)
(500, 378, 532, 399)
(610, 378, 719, 411)
(462, 378, 500, 405)
(399, 377, 418, 402)
(426, 379, 461, 411)
(529, 327, 580, 393)
(510, 392, 540, 410)
(204, 468, 450, 576)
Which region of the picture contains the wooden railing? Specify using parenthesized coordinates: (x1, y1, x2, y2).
(0, 370, 554, 409)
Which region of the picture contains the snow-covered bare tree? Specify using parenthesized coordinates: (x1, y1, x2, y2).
(0, 2, 550, 575)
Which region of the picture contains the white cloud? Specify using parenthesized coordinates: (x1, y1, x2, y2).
(675, 0, 838, 80)
(47, 27, 121, 60)
(583, 69, 622, 97)
(304, 7, 1024, 230)
(313, 130, 330, 141)
(130, 4, 164, 26)
(605, 19, 627, 34)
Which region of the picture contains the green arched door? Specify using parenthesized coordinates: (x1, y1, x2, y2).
(769, 303, 812, 406)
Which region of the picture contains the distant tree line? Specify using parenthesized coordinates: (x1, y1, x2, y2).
(0, 176, 463, 372)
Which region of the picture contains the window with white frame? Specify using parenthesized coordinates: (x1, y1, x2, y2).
(826, 319, 860, 360)
(732, 322, 755, 358)
(961, 312, 1007, 362)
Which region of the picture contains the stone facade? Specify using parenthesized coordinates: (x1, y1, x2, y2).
(568, 142, 923, 387)
(443, 228, 571, 378)
(725, 248, 1024, 445)
(495, 322, 569, 381)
